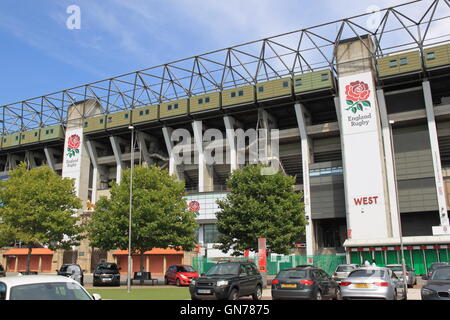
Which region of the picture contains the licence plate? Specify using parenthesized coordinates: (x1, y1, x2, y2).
(102, 278, 112, 281)
(354, 283, 369, 288)
(197, 289, 211, 294)
(281, 284, 297, 288)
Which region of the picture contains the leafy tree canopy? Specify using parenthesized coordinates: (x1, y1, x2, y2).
(216, 165, 305, 256)
(87, 165, 197, 255)
(0, 163, 83, 250)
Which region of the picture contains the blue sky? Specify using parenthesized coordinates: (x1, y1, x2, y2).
(0, 0, 427, 106)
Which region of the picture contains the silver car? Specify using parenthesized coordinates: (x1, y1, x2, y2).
(385, 264, 416, 288)
(332, 264, 359, 284)
(340, 267, 406, 300)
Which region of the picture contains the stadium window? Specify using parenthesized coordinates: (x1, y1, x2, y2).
(426, 52, 436, 60)
(321, 73, 329, 81)
(124, 113, 129, 119)
(168, 105, 172, 110)
(399, 57, 408, 66)
(283, 81, 289, 88)
(295, 79, 302, 86)
(139, 110, 144, 116)
(50, 129, 54, 133)
(231, 92, 236, 98)
(22, 134, 25, 139)
(3, 138, 5, 142)
(99, 119, 104, 124)
(84, 122, 88, 128)
(107, 117, 112, 123)
(238, 90, 244, 96)
(258, 86, 264, 92)
(205, 97, 210, 103)
(34, 132, 38, 137)
(198, 98, 203, 104)
(389, 60, 398, 68)
(145, 109, 150, 115)
(15, 136, 19, 141)
(174, 104, 179, 109)
(46, 130, 49, 134)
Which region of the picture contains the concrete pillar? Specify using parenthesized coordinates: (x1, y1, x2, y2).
(224, 116, 240, 172)
(38, 256, 42, 273)
(110, 136, 125, 184)
(377, 89, 401, 238)
(294, 102, 315, 257)
(86, 140, 99, 204)
(336, 36, 393, 242)
(193, 120, 214, 192)
(162, 126, 185, 180)
(423, 81, 450, 230)
(44, 147, 56, 171)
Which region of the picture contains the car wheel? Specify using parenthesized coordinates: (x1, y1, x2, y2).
(333, 287, 342, 300)
(393, 290, 398, 300)
(228, 288, 239, 300)
(252, 285, 262, 300)
(315, 290, 322, 300)
(164, 277, 169, 285)
(176, 278, 181, 287)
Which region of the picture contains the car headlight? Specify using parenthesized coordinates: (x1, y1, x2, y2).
(190, 279, 196, 286)
(216, 280, 229, 287)
(421, 288, 435, 296)
(180, 274, 188, 280)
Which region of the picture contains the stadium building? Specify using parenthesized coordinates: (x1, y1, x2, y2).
(1, 1, 450, 276)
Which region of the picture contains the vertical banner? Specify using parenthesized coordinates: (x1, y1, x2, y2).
(258, 238, 267, 287)
(62, 128, 84, 197)
(338, 72, 390, 240)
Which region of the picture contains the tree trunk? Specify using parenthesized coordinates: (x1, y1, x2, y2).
(26, 244, 32, 274)
(140, 251, 145, 285)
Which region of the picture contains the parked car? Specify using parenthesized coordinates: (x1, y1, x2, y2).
(0, 264, 5, 277)
(271, 266, 341, 300)
(189, 261, 263, 300)
(332, 264, 359, 284)
(93, 262, 121, 286)
(424, 262, 450, 280)
(0, 275, 101, 300)
(340, 267, 406, 300)
(165, 265, 199, 286)
(56, 264, 84, 286)
(385, 264, 416, 288)
(421, 266, 450, 300)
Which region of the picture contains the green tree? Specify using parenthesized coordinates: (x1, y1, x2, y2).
(216, 165, 306, 256)
(0, 163, 83, 273)
(87, 165, 197, 283)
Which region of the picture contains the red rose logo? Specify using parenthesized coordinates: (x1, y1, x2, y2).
(345, 81, 371, 113)
(68, 134, 81, 150)
(66, 134, 81, 158)
(188, 200, 200, 212)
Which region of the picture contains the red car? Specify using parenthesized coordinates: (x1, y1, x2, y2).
(164, 265, 199, 286)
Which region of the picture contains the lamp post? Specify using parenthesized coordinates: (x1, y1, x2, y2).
(389, 120, 408, 298)
(127, 125, 135, 293)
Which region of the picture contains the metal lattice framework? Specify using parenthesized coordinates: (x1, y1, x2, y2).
(2, 0, 450, 134)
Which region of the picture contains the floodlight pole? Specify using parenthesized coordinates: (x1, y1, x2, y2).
(127, 125, 135, 293)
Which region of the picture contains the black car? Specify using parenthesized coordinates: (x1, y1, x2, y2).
(0, 264, 5, 277)
(271, 266, 341, 300)
(93, 262, 121, 286)
(421, 266, 450, 300)
(56, 264, 84, 285)
(189, 261, 263, 300)
(425, 262, 450, 280)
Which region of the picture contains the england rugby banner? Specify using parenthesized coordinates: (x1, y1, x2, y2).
(62, 128, 84, 197)
(338, 72, 390, 240)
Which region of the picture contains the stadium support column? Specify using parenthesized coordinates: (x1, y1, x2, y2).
(294, 102, 315, 257)
(423, 81, 450, 232)
(193, 120, 214, 192)
(224, 116, 242, 172)
(44, 147, 57, 171)
(162, 126, 185, 180)
(377, 89, 401, 238)
(86, 140, 100, 204)
(110, 136, 125, 184)
(336, 36, 393, 244)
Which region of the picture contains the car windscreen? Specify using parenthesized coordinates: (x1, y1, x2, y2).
(431, 268, 450, 281)
(336, 266, 355, 272)
(9, 282, 92, 300)
(387, 266, 405, 271)
(206, 263, 240, 276)
(277, 270, 308, 279)
(348, 270, 385, 278)
(66, 265, 81, 274)
(96, 263, 118, 271)
(177, 266, 195, 273)
(430, 263, 450, 271)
